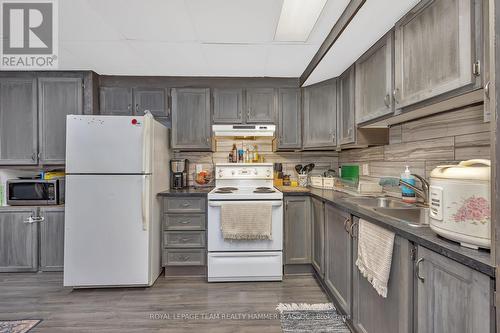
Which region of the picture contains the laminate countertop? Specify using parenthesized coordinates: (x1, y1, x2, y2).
(158, 187, 214, 196)
(284, 187, 495, 278)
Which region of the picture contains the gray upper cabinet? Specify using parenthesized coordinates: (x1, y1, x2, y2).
(38, 77, 83, 164)
(338, 66, 356, 145)
(311, 197, 324, 277)
(352, 220, 413, 333)
(171, 88, 212, 151)
(100, 87, 133, 115)
(415, 245, 492, 333)
(355, 31, 394, 124)
(303, 80, 337, 149)
(212, 88, 244, 123)
(39, 207, 65, 272)
(394, 0, 482, 109)
(0, 209, 38, 272)
(245, 88, 276, 123)
(324, 204, 352, 316)
(284, 196, 311, 265)
(133, 88, 168, 118)
(0, 78, 38, 165)
(277, 88, 301, 150)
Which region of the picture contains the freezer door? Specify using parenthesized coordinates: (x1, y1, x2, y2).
(66, 115, 147, 174)
(64, 174, 152, 287)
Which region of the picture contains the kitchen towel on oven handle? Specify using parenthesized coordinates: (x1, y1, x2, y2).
(220, 202, 273, 240)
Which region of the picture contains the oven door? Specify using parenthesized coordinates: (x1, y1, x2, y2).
(207, 200, 283, 251)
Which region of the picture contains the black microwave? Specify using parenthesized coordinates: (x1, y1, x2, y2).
(6, 179, 65, 206)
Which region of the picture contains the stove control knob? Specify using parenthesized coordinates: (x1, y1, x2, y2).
(266, 170, 272, 177)
(253, 169, 258, 175)
(231, 170, 236, 175)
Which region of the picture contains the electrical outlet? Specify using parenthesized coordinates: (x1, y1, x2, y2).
(362, 163, 369, 176)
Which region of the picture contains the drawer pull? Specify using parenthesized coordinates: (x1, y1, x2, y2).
(181, 202, 191, 207)
(179, 220, 191, 224)
(178, 255, 191, 261)
(180, 238, 191, 243)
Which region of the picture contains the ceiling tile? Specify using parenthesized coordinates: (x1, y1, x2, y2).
(265, 44, 317, 77)
(186, 0, 283, 43)
(201, 43, 268, 76)
(85, 0, 197, 42)
(127, 41, 208, 76)
(59, 0, 123, 41)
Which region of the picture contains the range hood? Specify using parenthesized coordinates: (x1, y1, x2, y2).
(212, 124, 275, 137)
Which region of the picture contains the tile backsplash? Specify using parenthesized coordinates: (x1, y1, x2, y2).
(339, 104, 490, 181)
(173, 138, 339, 187)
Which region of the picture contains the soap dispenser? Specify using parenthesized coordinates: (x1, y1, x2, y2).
(401, 165, 416, 203)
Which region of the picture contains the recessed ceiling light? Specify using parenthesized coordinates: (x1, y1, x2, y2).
(274, 0, 328, 42)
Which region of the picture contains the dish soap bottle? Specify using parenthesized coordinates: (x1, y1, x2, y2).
(401, 165, 416, 203)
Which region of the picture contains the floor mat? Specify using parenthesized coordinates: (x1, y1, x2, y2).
(0, 320, 41, 333)
(276, 303, 350, 333)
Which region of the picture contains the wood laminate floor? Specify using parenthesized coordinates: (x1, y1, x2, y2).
(0, 272, 329, 332)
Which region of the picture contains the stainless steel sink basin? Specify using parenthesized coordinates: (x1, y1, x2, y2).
(344, 197, 414, 209)
(372, 207, 430, 227)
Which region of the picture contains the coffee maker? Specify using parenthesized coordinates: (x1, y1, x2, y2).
(170, 159, 189, 189)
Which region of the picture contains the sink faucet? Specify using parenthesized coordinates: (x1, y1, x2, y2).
(400, 174, 429, 206)
(378, 175, 429, 206)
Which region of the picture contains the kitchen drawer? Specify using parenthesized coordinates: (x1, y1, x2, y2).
(164, 231, 206, 248)
(163, 249, 206, 266)
(164, 197, 206, 213)
(164, 214, 206, 231)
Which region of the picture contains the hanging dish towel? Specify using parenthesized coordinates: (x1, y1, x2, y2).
(355, 219, 395, 298)
(221, 202, 273, 240)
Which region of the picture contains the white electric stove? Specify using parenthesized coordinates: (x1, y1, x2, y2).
(207, 163, 283, 282)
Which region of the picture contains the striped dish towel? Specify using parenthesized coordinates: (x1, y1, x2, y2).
(355, 219, 395, 298)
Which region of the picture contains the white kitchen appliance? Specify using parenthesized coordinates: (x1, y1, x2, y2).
(212, 124, 275, 137)
(64, 114, 169, 287)
(207, 163, 283, 282)
(429, 159, 491, 249)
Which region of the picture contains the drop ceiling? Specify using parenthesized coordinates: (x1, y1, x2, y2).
(49, 0, 417, 80)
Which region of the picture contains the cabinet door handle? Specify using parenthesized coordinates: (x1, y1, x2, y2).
(31, 153, 36, 161)
(384, 93, 391, 108)
(485, 81, 491, 99)
(343, 217, 351, 233)
(415, 258, 425, 282)
(135, 103, 140, 114)
(392, 89, 399, 105)
(127, 104, 131, 112)
(349, 220, 357, 239)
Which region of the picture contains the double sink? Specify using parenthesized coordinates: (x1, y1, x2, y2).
(344, 197, 430, 228)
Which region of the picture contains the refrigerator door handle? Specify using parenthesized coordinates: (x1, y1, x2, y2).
(142, 175, 150, 231)
(142, 113, 153, 174)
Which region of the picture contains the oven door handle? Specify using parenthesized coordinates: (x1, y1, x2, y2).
(208, 202, 283, 207)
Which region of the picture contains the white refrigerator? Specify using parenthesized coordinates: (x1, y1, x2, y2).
(64, 114, 170, 287)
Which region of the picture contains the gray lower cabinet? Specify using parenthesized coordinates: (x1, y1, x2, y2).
(39, 207, 65, 272)
(171, 88, 212, 151)
(212, 88, 244, 123)
(0, 209, 38, 272)
(38, 77, 83, 164)
(324, 203, 351, 316)
(394, 0, 482, 109)
(415, 245, 492, 333)
(162, 196, 207, 268)
(311, 197, 324, 277)
(303, 80, 337, 149)
(284, 196, 311, 265)
(338, 66, 356, 145)
(355, 31, 394, 124)
(245, 88, 276, 123)
(0, 77, 38, 165)
(276, 88, 301, 150)
(352, 218, 413, 333)
(100, 87, 133, 115)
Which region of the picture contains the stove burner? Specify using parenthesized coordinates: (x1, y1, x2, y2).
(253, 188, 276, 194)
(214, 187, 238, 194)
(256, 187, 272, 190)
